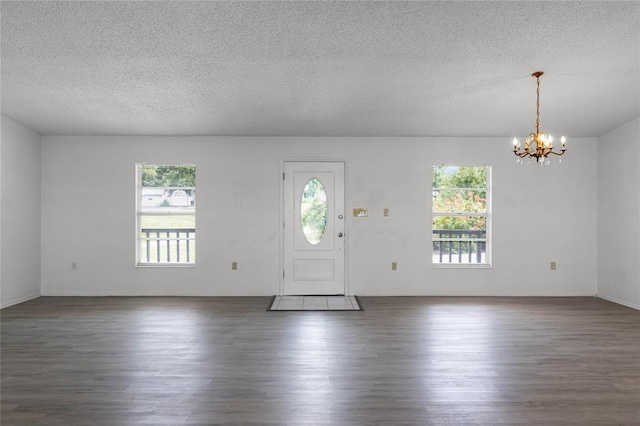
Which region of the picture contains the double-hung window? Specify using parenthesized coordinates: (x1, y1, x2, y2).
(432, 165, 490, 267)
(136, 164, 196, 266)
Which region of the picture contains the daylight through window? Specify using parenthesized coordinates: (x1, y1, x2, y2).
(432, 165, 490, 266)
(136, 164, 196, 265)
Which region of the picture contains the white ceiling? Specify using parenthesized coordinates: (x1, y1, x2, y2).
(1, 1, 638, 137)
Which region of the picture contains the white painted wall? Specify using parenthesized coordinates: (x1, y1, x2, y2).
(0, 118, 2, 304)
(40, 135, 598, 296)
(597, 117, 640, 309)
(1, 115, 42, 308)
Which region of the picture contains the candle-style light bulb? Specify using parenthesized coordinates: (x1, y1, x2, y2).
(513, 137, 518, 149)
(561, 136, 566, 148)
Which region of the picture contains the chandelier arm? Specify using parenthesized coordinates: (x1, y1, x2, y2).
(546, 150, 567, 157)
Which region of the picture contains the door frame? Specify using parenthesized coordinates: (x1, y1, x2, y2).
(279, 158, 349, 296)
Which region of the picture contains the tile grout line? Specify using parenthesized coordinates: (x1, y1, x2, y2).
(269, 295, 362, 311)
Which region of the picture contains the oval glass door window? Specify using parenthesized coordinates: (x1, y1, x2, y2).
(301, 178, 328, 245)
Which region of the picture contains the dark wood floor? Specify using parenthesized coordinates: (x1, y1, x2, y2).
(1, 296, 639, 425)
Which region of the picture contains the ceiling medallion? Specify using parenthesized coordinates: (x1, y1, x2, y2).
(513, 71, 567, 165)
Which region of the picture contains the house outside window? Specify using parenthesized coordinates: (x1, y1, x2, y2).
(432, 165, 491, 267)
(136, 164, 196, 266)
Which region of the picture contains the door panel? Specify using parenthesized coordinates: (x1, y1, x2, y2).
(294, 259, 335, 281)
(283, 162, 345, 295)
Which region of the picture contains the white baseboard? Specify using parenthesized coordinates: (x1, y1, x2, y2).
(1, 292, 41, 309)
(597, 293, 640, 310)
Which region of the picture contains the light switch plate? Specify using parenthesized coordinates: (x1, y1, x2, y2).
(353, 208, 368, 217)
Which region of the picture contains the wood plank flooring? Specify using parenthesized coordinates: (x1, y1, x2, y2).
(1, 296, 639, 425)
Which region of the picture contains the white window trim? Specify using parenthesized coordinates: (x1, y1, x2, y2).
(135, 163, 197, 267)
(431, 165, 492, 269)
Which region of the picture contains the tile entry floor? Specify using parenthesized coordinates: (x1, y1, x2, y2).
(268, 295, 362, 311)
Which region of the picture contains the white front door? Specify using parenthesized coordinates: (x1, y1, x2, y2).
(283, 162, 345, 295)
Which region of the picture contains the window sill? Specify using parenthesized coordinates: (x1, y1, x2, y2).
(136, 263, 196, 268)
(432, 263, 492, 269)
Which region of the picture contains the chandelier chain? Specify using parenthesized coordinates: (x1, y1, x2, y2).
(535, 75, 540, 137)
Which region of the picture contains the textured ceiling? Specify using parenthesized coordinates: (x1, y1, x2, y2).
(1, 1, 639, 137)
